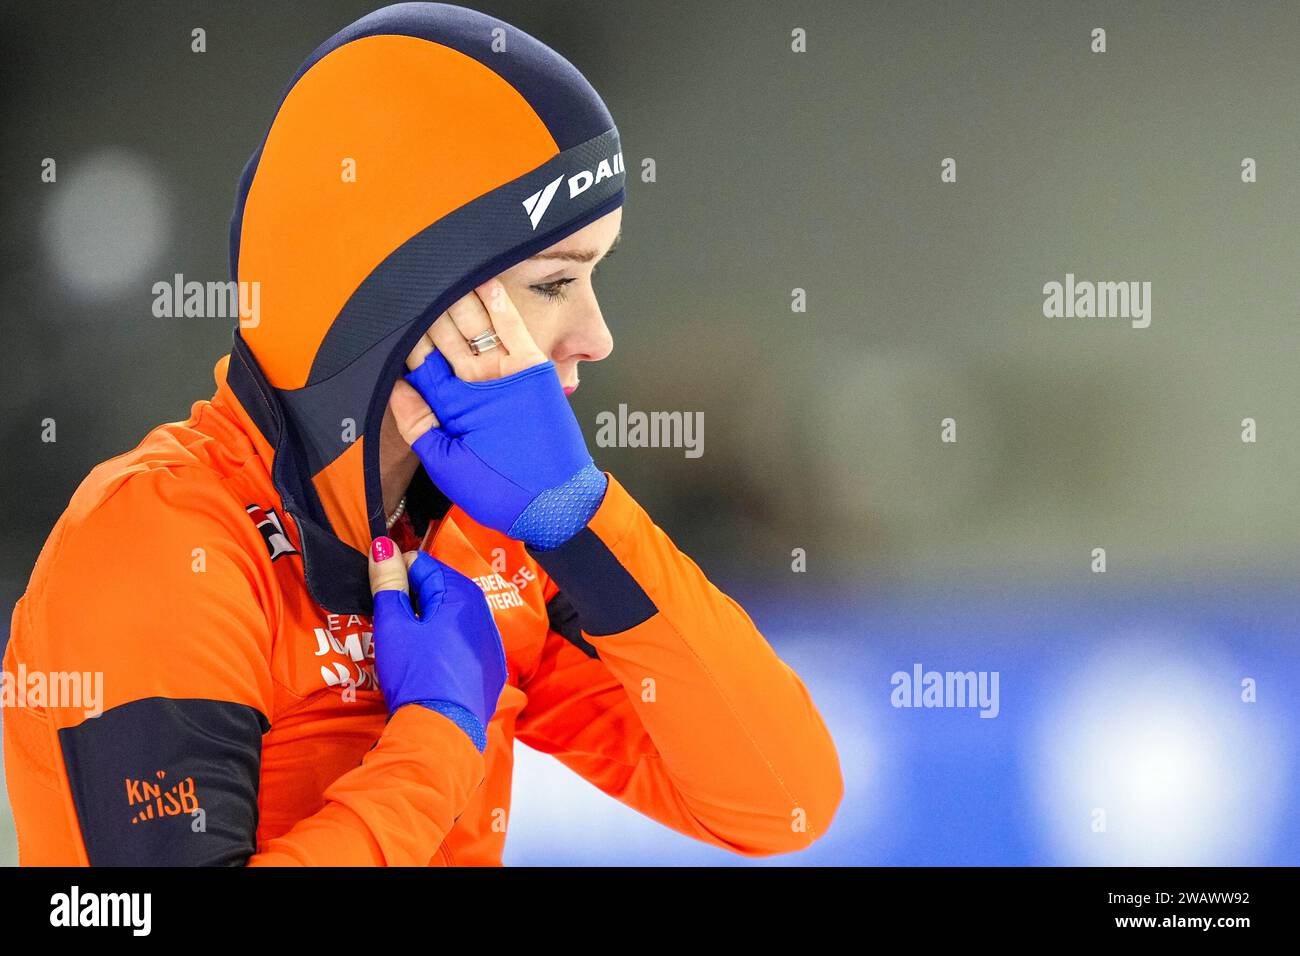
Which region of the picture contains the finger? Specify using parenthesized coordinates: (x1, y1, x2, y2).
(406, 325, 437, 371)
(429, 315, 485, 380)
(368, 536, 408, 596)
(444, 289, 495, 343)
(388, 378, 439, 445)
(405, 424, 481, 494)
(408, 552, 447, 616)
(413, 312, 475, 370)
(474, 279, 544, 362)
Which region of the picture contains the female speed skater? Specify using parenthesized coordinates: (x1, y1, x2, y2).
(3, 2, 843, 865)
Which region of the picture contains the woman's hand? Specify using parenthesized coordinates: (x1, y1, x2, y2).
(414, 279, 548, 382)
(392, 279, 607, 550)
(368, 535, 508, 752)
(388, 280, 546, 446)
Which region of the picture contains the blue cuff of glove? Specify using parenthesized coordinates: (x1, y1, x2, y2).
(410, 700, 488, 753)
(507, 462, 608, 550)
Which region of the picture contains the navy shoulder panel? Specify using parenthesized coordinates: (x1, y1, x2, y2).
(59, 697, 268, 866)
(529, 528, 657, 637)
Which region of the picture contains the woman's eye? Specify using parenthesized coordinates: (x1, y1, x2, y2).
(530, 278, 575, 302)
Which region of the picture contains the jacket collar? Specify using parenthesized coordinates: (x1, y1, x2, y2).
(219, 334, 375, 614)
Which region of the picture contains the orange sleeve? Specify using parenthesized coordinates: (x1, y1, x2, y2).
(516, 474, 843, 855)
(248, 704, 482, 866)
(2, 466, 481, 866)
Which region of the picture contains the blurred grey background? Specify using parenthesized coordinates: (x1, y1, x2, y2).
(2, 0, 1298, 866)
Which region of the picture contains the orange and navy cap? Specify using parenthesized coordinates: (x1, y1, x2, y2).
(223, 2, 626, 613)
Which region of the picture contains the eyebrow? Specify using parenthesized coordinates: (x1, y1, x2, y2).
(529, 230, 621, 264)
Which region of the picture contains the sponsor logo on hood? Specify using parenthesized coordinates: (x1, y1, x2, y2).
(522, 151, 624, 229)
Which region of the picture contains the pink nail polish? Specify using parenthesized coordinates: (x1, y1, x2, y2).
(371, 536, 395, 562)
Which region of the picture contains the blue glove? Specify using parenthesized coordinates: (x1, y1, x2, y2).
(372, 551, 508, 752)
(404, 351, 608, 549)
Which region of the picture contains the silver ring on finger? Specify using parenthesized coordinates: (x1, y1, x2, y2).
(466, 329, 501, 356)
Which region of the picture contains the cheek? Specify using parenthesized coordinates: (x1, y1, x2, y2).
(514, 302, 553, 352)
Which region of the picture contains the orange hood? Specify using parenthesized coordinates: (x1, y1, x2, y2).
(218, 3, 625, 613)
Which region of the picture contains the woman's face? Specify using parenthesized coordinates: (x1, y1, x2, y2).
(381, 207, 623, 471)
(492, 206, 622, 395)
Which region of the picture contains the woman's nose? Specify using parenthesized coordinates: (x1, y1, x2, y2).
(554, 293, 613, 364)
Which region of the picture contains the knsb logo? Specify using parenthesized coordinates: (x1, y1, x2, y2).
(522, 151, 624, 229)
(126, 770, 201, 825)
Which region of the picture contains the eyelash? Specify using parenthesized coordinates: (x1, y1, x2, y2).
(530, 277, 576, 302)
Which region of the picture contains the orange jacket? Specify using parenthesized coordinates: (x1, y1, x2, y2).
(2, 3, 842, 865)
(4, 356, 843, 865)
